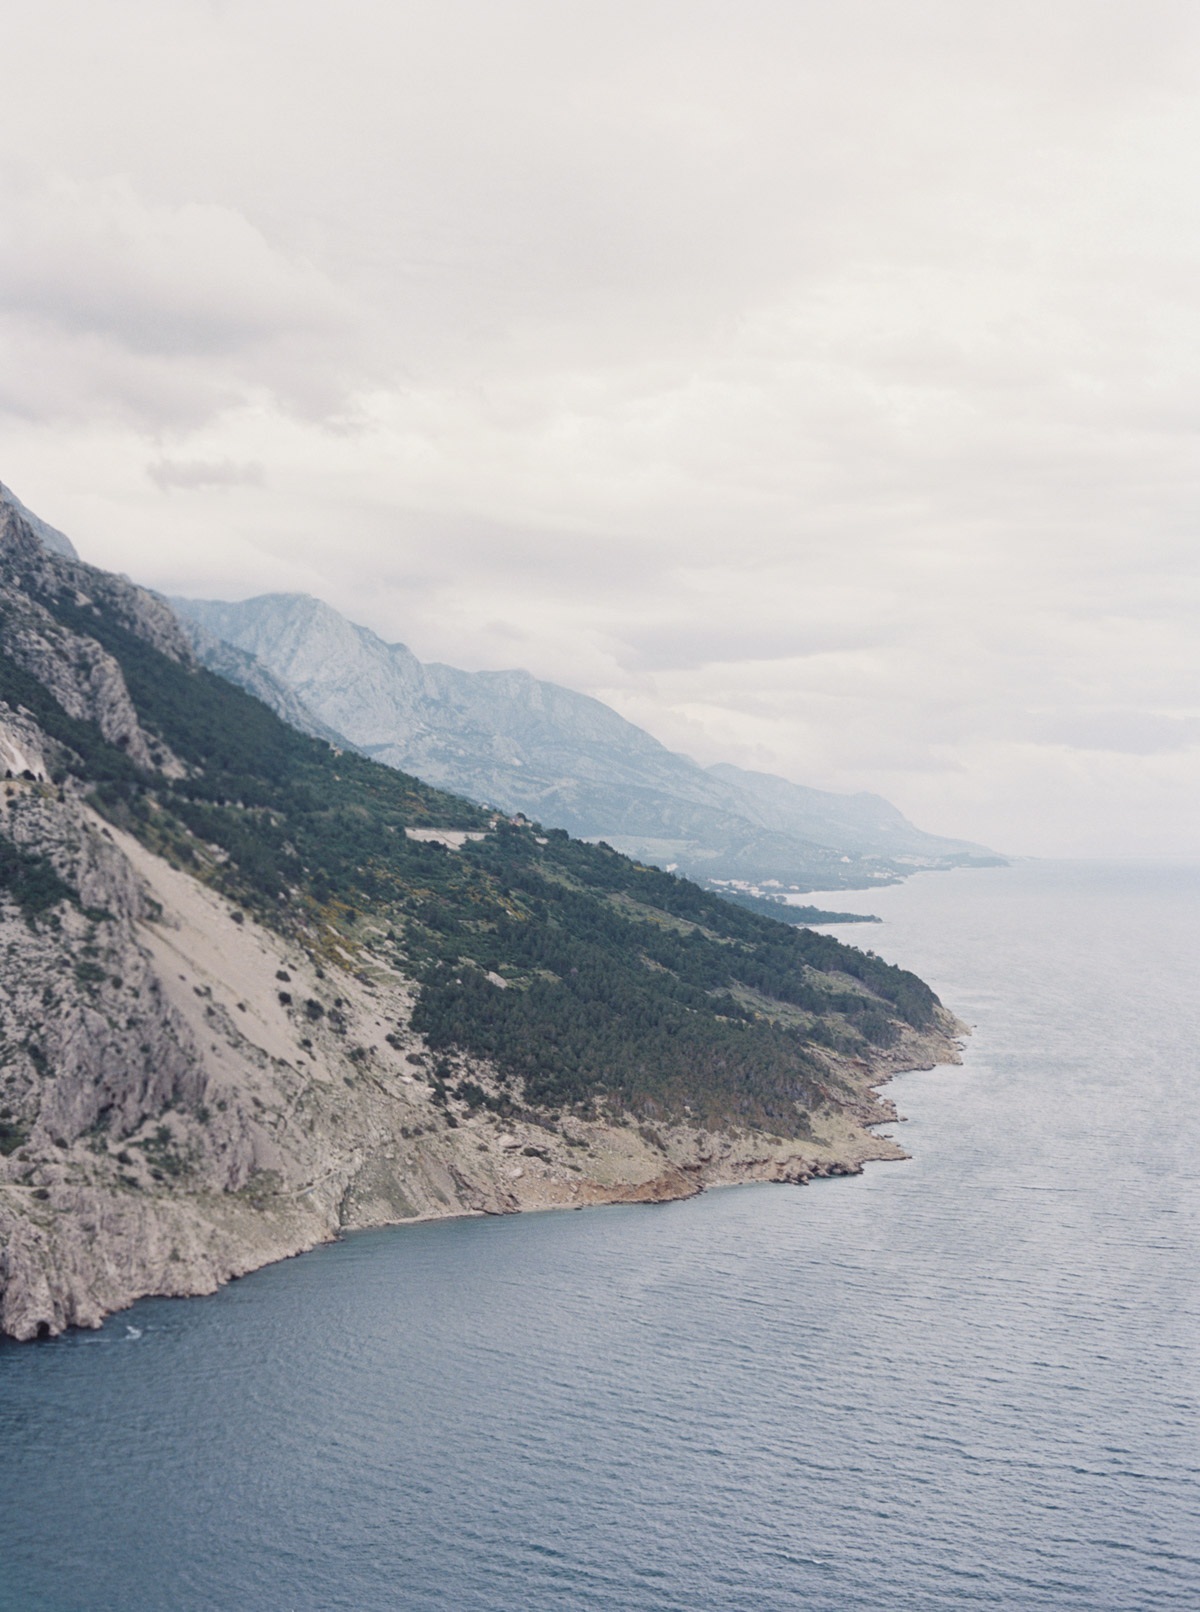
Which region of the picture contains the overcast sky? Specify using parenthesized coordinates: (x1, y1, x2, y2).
(3, 0, 1199, 857)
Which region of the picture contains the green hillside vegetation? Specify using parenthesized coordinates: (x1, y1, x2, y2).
(712, 889, 882, 925)
(11, 576, 942, 1135)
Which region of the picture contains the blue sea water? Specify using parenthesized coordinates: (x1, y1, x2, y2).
(1, 859, 1198, 1611)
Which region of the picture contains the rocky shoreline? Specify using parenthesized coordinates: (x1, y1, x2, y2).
(0, 783, 965, 1341)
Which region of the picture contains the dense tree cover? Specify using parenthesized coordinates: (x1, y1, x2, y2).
(10, 579, 943, 1130)
(712, 889, 882, 927)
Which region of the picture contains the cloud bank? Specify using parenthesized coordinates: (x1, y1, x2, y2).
(3, 0, 1200, 856)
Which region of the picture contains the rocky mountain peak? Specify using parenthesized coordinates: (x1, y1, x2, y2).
(0, 481, 79, 560)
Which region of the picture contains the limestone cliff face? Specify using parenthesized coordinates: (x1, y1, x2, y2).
(0, 509, 183, 773)
(0, 502, 965, 1341)
(0, 780, 511, 1339)
(0, 707, 50, 781)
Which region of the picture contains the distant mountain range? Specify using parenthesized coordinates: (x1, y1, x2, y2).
(173, 592, 1001, 893)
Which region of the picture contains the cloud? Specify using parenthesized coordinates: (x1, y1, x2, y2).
(3, 0, 1200, 855)
(1026, 711, 1200, 758)
(612, 621, 886, 674)
(146, 458, 264, 492)
(0, 172, 345, 352)
(0, 169, 356, 426)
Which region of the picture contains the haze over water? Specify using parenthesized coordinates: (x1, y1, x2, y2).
(2, 859, 1198, 1610)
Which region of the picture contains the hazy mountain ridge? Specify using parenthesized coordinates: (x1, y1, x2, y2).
(704, 762, 983, 859)
(174, 611, 347, 748)
(173, 592, 998, 892)
(0, 498, 963, 1339)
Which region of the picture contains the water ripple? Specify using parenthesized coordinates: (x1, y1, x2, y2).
(2, 860, 1199, 1610)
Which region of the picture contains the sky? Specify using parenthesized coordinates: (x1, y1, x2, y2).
(3, 0, 1199, 858)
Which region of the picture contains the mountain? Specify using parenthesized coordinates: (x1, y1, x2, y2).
(172, 592, 999, 894)
(0, 497, 962, 1339)
(704, 762, 979, 861)
(174, 610, 347, 747)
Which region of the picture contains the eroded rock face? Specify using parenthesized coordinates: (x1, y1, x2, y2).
(0, 507, 186, 774)
(0, 711, 49, 781)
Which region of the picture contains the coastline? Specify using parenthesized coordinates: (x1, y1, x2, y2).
(1, 1005, 965, 1342)
(0, 802, 966, 1342)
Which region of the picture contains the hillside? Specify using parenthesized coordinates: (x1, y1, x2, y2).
(172, 591, 999, 893)
(0, 503, 963, 1340)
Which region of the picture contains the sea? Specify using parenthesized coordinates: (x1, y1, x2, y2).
(1, 859, 1198, 1611)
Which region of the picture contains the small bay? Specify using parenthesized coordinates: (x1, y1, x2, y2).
(2, 859, 1198, 1610)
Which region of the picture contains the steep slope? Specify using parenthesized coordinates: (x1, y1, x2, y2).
(174, 592, 998, 890)
(0, 505, 963, 1339)
(176, 610, 346, 746)
(0, 482, 78, 559)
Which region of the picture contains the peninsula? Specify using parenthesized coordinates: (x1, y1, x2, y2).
(0, 504, 963, 1341)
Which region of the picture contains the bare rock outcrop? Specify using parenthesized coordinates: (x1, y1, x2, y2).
(0, 506, 188, 773)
